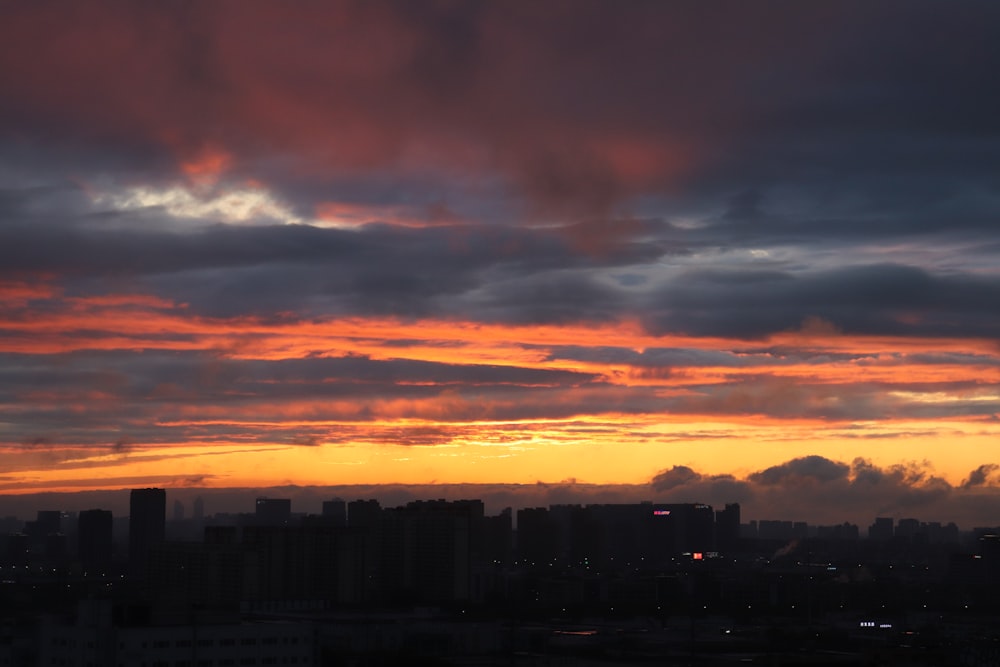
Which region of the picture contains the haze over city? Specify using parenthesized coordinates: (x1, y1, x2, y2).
(2, 1, 1000, 528)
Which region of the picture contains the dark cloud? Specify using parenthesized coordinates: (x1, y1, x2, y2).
(651, 465, 702, 491)
(749, 456, 851, 485)
(3, 191, 988, 340)
(647, 455, 997, 526)
(642, 264, 1000, 339)
(0, 2, 995, 216)
(963, 463, 999, 489)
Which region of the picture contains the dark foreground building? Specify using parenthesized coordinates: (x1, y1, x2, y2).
(128, 488, 165, 577)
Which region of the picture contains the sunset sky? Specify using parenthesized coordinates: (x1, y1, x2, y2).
(1, 1, 999, 524)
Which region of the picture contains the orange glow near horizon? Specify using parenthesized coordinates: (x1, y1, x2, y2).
(3, 418, 998, 495)
(2, 282, 998, 494)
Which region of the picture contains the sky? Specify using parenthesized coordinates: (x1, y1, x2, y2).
(1, 1, 999, 525)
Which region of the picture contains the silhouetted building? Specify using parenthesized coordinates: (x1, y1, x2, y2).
(347, 499, 381, 528)
(322, 498, 347, 526)
(895, 517, 920, 540)
(78, 509, 113, 572)
(868, 517, 894, 541)
(651, 503, 715, 554)
(241, 523, 367, 606)
(254, 497, 291, 525)
(147, 541, 250, 610)
(172, 499, 185, 521)
(205, 525, 239, 545)
(378, 500, 479, 604)
(567, 505, 603, 564)
(716, 503, 741, 552)
(129, 488, 166, 577)
(347, 499, 382, 602)
(3, 533, 28, 565)
(23, 510, 68, 565)
(980, 533, 1000, 585)
(816, 522, 859, 540)
(547, 505, 579, 561)
(759, 520, 795, 541)
(517, 507, 559, 565)
(482, 507, 513, 564)
(192, 495, 205, 521)
(26, 510, 61, 539)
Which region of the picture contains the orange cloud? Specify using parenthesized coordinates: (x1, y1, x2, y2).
(179, 145, 232, 187)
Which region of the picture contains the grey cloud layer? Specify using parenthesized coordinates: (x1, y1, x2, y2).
(3, 190, 1000, 339)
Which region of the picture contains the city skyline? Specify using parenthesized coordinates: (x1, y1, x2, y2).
(1, 3, 999, 527)
(0, 481, 996, 531)
(1, 486, 988, 544)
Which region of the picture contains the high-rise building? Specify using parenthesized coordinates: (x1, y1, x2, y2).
(379, 500, 477, 604)
(255, 497, 291, 525)
(147, 541, 248, 610)
(129, 488, 165, 577)
(651, 503, 715, 554)
(715, 503, 741, 552)
(322, 498, 347, 526)
(31, 510, 62, 537)
(895, 518, 920, 540)
(758, 520, 795, 541)
(868, 517, 894, 541)
(78, 509, 113, 572)
(516, 507, 559, 565)
(347, 499, 381, 528)
(482, 507, 513, 565)
(240, 523, 368, 606)
(346, 499, 382, 603)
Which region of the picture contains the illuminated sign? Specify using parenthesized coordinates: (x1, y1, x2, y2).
(692, 552, 704, 560)
(652, 510, 671, 516)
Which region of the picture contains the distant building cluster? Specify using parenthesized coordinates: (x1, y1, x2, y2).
(2, 490, 1000, 666)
